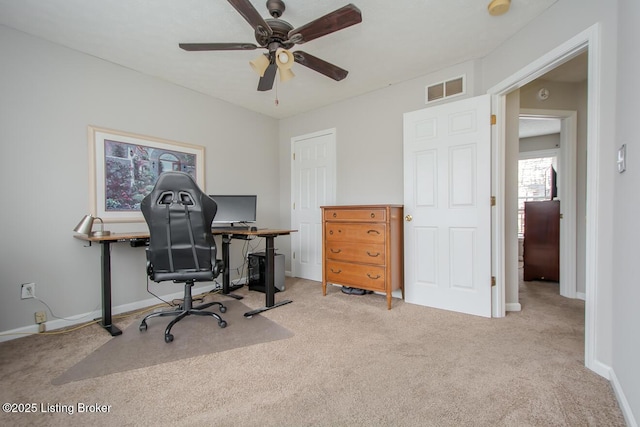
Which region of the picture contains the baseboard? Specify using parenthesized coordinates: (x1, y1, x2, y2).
(610, 368, 639, 427)
(588, 357, 612, 380)
(505, 302, 522, 312)
(0, 283, 221, 343)
(1, 273, 268, 343)
(576, 291, 586, 301)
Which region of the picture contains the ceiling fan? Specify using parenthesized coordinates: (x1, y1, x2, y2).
(179, 0, 362, 91)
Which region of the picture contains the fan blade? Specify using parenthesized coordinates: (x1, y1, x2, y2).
(227, 0, 272, 37)
(293, 51, 348, 81)
(288, 4, 362, 44)
(257, 63, 277, 91)
(179, 43, 258, 51)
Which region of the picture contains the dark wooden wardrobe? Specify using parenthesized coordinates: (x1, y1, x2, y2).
(523, 200, 560, 282)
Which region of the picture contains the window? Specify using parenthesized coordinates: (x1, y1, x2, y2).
(518, 155, 557, 237)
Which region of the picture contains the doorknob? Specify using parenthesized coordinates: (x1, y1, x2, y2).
(405, 215, 413, 222)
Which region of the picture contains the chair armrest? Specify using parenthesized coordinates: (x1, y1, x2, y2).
(213, 259, 224, 278)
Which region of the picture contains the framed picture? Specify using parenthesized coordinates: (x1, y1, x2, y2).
(88, 126, 205, 222)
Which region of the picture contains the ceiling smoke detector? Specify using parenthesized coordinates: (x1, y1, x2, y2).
(488, 0, 511, 16)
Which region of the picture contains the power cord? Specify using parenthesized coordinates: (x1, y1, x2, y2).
(145, 275, 178, 307)
(0, 287, 220, 338)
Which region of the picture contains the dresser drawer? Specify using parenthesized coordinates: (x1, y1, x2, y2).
(325, 223, 386, 244)
(325, 241, 385, 265)
(325, 260, 386, 291)
(324, 208, 387, 222)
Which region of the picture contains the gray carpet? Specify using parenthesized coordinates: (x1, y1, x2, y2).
(52, 299, 293, 385)
(0, 278, 625, 426)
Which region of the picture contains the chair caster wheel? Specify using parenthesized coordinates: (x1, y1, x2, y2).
(139, 323, 147, 332)
(165, 334, 174, 343)
(219, 320, 227, 328)
(220, 306, 227, 313)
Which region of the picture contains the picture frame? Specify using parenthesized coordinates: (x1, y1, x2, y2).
(88, 126, 205, 222)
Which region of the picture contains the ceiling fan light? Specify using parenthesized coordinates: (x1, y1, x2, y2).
(488, 0, 510, 16)
(278, 51, 289, 64)
(275, 48, 294, 70)
(249, 54, 270, 77)
(279, 67, 295, 82)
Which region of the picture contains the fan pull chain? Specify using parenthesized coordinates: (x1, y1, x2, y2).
(274, 78, 279, 106)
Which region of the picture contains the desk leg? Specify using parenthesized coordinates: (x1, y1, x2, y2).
(244, 235, 292, 317)
(98, 241, 122, 336)
(221, 234, 243, 300)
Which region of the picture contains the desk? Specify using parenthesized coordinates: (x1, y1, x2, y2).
(74, 228, 296, 335)
(212, 229, 296, 317)
(74, 232, 149, 336)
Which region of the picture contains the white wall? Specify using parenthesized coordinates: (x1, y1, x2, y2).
(279, 60, 480, 206)
(519, 134, 560, 152)
(613, 0, 640, 423)
(0, 25, 279, 333)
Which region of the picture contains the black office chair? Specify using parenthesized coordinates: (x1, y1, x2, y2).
(139, 171, 227, 343)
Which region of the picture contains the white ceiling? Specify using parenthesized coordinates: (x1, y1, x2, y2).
(0, 0, 559, 119)
(519, 117, 561, 138)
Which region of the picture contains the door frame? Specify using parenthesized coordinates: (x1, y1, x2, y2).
(488, 24, 605, 376)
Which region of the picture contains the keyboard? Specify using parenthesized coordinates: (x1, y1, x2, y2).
(211, 225, 250, 232)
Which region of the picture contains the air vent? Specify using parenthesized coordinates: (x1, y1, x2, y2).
(425, 75, 465, 104)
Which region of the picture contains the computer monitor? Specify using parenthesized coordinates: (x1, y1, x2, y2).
(209, 195, 257, 224)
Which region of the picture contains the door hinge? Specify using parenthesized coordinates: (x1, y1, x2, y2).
(292, 202, 295, 210)
(491, 114, 497, 125)
(490, 196, 496, 206)
(491, 276, 496, 287)
(293, 252, 296, 260)
(293, 152, 295, 160)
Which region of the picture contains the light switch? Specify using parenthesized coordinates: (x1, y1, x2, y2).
(617, 144, 626, 173)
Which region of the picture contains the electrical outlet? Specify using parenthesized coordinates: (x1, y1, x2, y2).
(21, 283, 36, 299)
(35, 311, 46, 324)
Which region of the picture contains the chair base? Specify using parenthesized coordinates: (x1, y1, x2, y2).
(139, 282, 227, 343)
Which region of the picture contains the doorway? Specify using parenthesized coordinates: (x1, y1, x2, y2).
(518, 109, 579, 300)
(489, 24, 603, 375)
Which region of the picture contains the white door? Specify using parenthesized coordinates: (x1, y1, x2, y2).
(291, 129, 336, 281)
(403, 95, 492, 317)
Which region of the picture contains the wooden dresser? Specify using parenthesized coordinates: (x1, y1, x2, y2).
(523, 200, 560, 282)
(321, 205, 404, 309)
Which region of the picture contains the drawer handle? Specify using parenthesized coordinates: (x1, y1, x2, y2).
(329, 230, 333, 235)
(367, 229, 380, 235)
(370, 212, 375, 218)
(330, 268, 342, 274)
(366, 251, 380, 257)
(333, 212, 337, 218)
(367, 273, 381, 280)
(330, 248, 342, 254)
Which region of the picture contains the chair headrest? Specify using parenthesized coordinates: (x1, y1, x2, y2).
(147, 172, 202, 204)
(157, 191, 194, 206)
